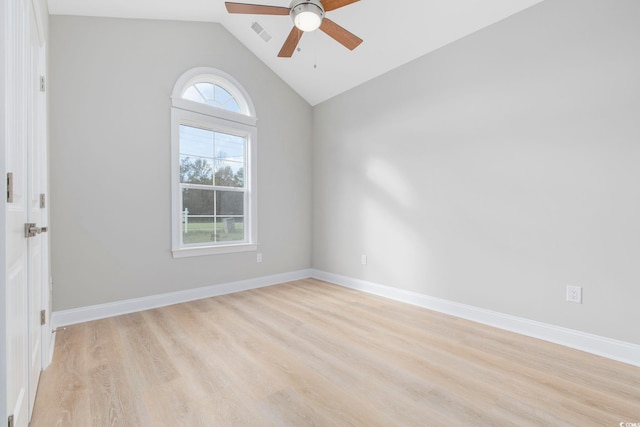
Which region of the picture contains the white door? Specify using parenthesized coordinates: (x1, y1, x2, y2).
(5, 0, 48, 425)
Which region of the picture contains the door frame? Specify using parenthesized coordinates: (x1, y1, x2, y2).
(1, 0, 9, 419)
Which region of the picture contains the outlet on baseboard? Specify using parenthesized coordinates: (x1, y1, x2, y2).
(361, 254, 367, 265)
(257, 253, 263, 263)
(566, 285, 582, 304)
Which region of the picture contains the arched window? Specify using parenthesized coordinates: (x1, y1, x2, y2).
(181, 81, 241, 112)
(171, 68, 257, 257)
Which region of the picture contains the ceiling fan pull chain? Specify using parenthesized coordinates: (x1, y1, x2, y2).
(314, 31, 318, 69)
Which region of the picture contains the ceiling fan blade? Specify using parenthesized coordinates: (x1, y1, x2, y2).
(225, 2, 290, 15)
(321, 0, 360, 12)
(278, 27, 303, 58)
(319, 18, 363, 51)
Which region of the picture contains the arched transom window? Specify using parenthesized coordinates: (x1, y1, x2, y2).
(182, 81, 241, 113)
(171, 68, 257, 257)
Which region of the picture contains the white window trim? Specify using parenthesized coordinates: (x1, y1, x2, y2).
(172, 98, 257, 127)
(171, 68, 258, 258)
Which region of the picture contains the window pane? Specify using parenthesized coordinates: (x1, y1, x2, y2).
(180, 126, 246, 188)
(217, 217, 244, 242)
(195, 82, 214, 101)
(180, 125, 214, 158)
(214, 85, 232, 104)
(215, 133, 244, 161)
(180, 79, 246, 114)
(216, 191, 244, 216)
(224, 98, 241, 113)
(182, 86, 204, 103)
(182, 189, 245, 244)
(182, 82, 242, 113)
(182, 217, 215, 244)
(180, 156, 213, 185)
(214, 132, 245, 187)
(215, 162, 244, 187)
(182, 188, 215, 244)
(183, 188, 214, 215)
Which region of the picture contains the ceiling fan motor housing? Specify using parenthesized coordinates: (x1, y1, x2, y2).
(290, 0, 325, 31)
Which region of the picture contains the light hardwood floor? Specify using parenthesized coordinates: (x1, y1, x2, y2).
(31, 279, 639, 426)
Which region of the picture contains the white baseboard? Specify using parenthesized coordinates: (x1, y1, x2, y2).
(51, 267, 639, 367)
(51, 269, 313, 329)
(48, 328, 56, 366)
(311, 269, 640, 367)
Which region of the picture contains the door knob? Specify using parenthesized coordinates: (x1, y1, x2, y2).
(25, 223, 48, 238)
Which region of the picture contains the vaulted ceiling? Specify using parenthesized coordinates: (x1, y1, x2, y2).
(47, 0, 544, 105)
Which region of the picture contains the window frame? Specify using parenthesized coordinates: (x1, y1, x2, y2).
(171, 68, 257, 258)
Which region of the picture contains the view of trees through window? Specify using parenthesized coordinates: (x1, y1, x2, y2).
(179, 124, 246, 245)
(179, 157, 244, 187)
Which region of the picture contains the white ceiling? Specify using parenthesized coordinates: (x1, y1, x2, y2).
(47, 0, 544, 105)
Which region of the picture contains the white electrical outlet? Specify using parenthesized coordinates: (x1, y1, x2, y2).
(361, 254, 367, 265)
(566, 285, 582, 304)
(257, 253, 263, 263)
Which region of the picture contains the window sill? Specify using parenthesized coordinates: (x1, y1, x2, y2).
(172, 243, 258, 258)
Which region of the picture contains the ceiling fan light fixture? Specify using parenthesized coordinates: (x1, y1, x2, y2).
(224, 0, 363, 58)
(290, 0, 324, 32)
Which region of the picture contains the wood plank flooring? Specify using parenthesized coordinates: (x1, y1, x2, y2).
(31, 279, 639, 426)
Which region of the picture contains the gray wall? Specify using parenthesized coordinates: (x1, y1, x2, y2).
(51, 1, 640, 345)
(50, 16, 312, 311)
(312, 0, 640, 344)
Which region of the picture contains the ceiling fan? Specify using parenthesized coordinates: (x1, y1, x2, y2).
(225, 0, 363, 58)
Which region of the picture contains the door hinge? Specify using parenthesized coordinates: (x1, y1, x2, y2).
(41, 309, 46, 325)
(40, 193, 46, 208)
(40, 75, 46, 92)
(8, 414, 14, 427)
(6, 172, 13, 203)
